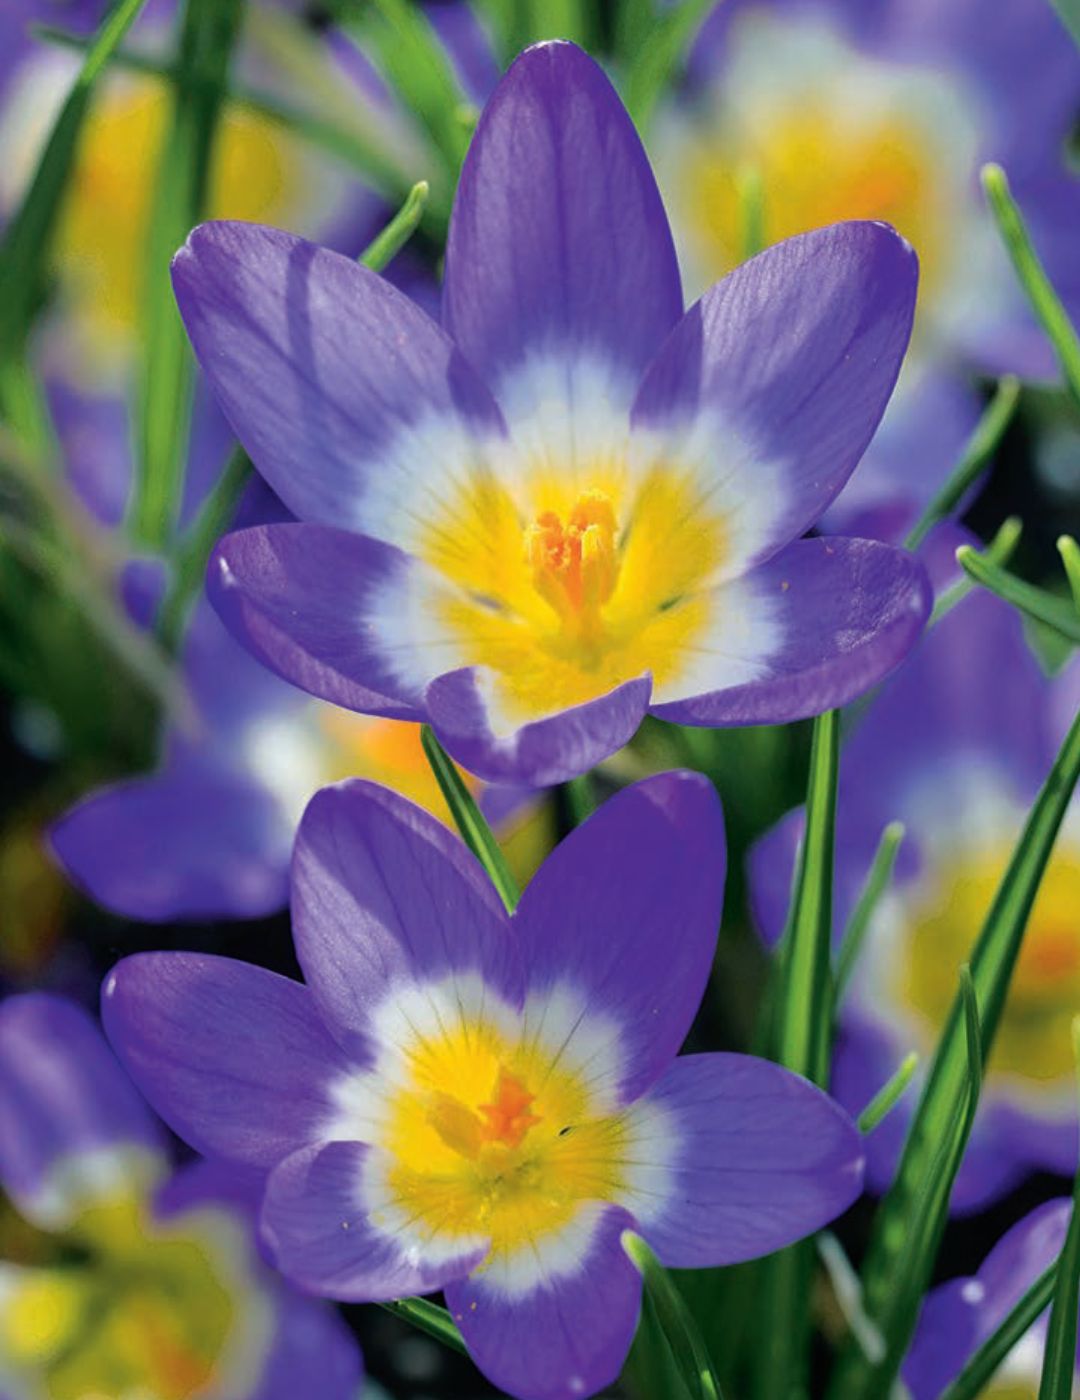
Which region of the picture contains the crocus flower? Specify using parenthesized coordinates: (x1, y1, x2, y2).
(903, 1199, 1074, 1397)
(102, 772, 865, 1400)
(175, 39, 931, 788)
(0, 993, 362, 1400)
(751, 528, 1080, 1210)
(650, 0, 1080, 534)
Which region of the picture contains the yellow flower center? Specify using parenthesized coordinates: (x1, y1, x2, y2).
(356, 992, 653, 1268)
(0, 1191, 260, 1400)
(901, 844, 1080, 1086)
(420, 463, 727, 725)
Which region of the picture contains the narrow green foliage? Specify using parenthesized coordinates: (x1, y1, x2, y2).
(737, 166, 766, 262)
(156, 444, 252, 654)
(774, 708, 840, 1085)
(1038, 1020, 1080, 1400)
(755, 709, 839, 1400)
(421, 726, 519, 914)
(130, 0, 243, 549)
(831, 701, 1080, 1398)
(562, 773, 597, 827)
(378, 1298, 467, 1356)
(359, 181, 430, 272)
(33, 24, 437, 233)
(938, 1263, 1056, 1400)
(931, 516, 1022, 626)
(835, 820, 905, 1000)
(342, 0, 471, 175)
(0, 0, 149, 367)
(957, 544, 1080, 646)
(1058, 536, 1080, 614)
(982, 164, 1080, 412)
(624, 0, 715, 130)
(622, 1232, 724, 1400)
(905, 377, 1021, 551)
(858, 1052, 919, 1135)
(526, 0, 591, 45)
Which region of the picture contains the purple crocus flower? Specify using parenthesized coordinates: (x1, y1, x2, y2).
(0, 993, 362, 1400)
(904, 1199, 1075, 1397)
(751, 528, 1080, 1211)
(102, 772, 865, 1400)
(173, 40, 931, 788)
(650, 0, 1080, 537)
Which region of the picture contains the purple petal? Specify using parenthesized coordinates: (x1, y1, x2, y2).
(172, 221, 504, 540)
(0, 995, 165, 1226)
(101, 954, 354, 1169)
(633, 223, 918, 571)
(513, 772, 725, 1104)
(291, 780, 520, 1049)
(254, 1281, 365, 1400)
(631, 1054, 864, 1267)
(445, 1204, 641, 1400)
(210, 523, 443, 719)
(261, 1141, 487, 1300)
(426, 666, 652, 786)
(50, 761, 292, 923)
(651, 537, 931, 726)
(443, 41, 682, 409)
(904, 1199, 1072, 1398)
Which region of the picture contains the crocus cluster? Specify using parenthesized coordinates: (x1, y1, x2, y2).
(102, 771, 866, 1399)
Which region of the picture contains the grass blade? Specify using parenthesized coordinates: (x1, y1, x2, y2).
(1049, 0, 1080, 50)
(931, 516, 1022, 626)
(1038, 1020, 1080, 1400)
(835, 820, 905, 1000)
(624, 0, 715, 130)
(358, 180, 429, 271)
(129, 0, 244, 549)
(0, 0, 150, 365)
(938, 1263, 1056, 1400)
(1058, 536, 1080, 614)
(904, 377, 1021, 551)
(755, 709, 840, 1400)
(378, 1298, 467, 1356)
(622, 1232, 725, 1400)
(830, 700, 1080, 1398)
(982, 164, 1080, 412)
(421, 726, 519, 914)
(957, 543, 1080, 646)
(858, 1052, 919, 1135)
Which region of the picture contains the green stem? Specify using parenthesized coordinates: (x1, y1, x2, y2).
(835, 821, 905, 1000)
(930, 517, 1022, 626)
(957, 544, 1080, 646)
(421, 726, 520, 914)
(1038, 1020, 1080, 1400)
(562, 773, 597, 827)
(857, 1052, 919, 1134)
(359, 181, 430, 271)
(982, 163, 1080, 412)
(622, 1232, 724, 1400)
(904, 377, 1020, 551)
(1058, 536, 1080, 615)
(378, 1298, 467, 1356)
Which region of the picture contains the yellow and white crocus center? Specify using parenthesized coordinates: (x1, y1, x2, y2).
(348, 986, 661, 1274)
(0, 1190, 267, 1400)
(422, 463, 728, 726)
(901, 844, 1080, 1087)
